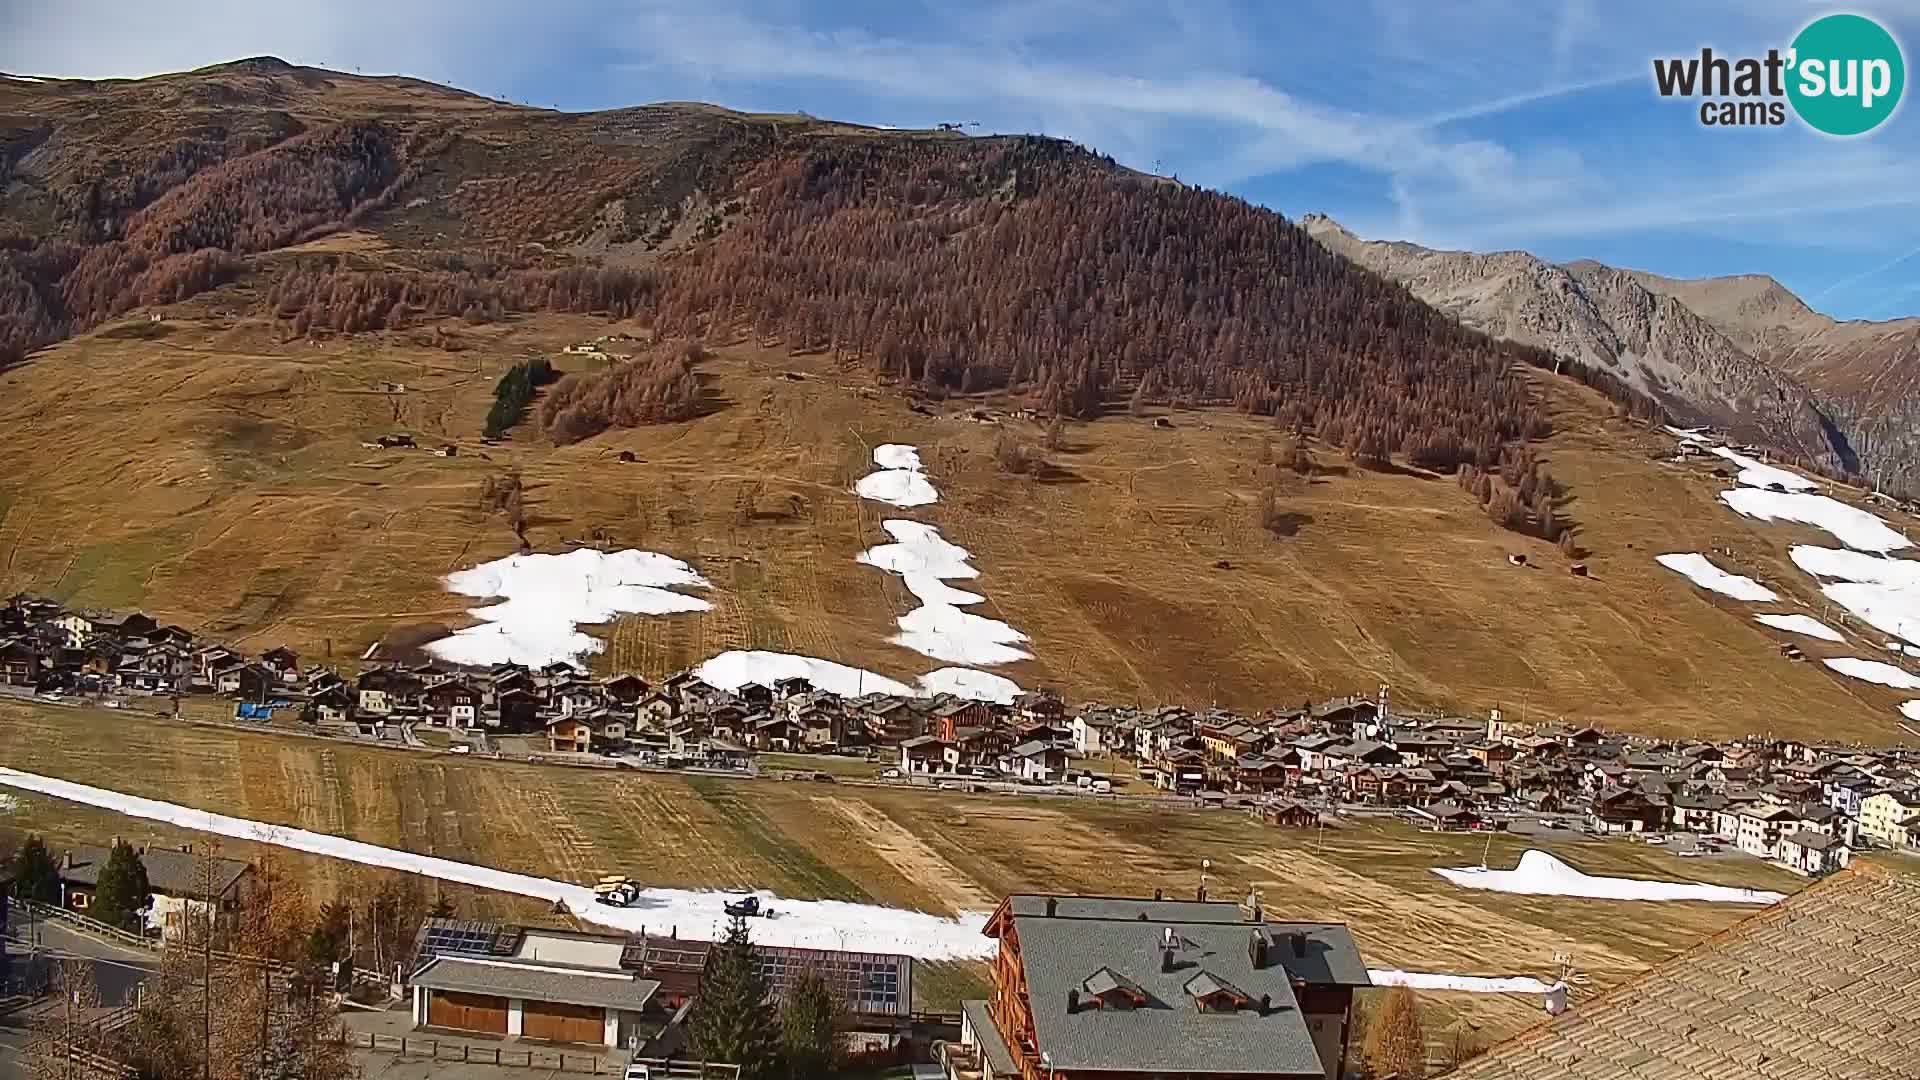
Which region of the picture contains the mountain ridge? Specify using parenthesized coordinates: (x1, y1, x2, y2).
(1303, 214, 1920, 491)
(0, 60, 1909, 741)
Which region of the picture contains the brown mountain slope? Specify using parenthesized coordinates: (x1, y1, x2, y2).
(0, 303, 1907, 742)
(0, 62, 1910, 740)
(1302, 215, 1848, 474)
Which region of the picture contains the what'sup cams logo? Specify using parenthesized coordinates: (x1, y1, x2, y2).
(1653, 12, 1905, 135)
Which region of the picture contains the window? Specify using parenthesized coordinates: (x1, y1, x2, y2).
(73, 893, 89, 909)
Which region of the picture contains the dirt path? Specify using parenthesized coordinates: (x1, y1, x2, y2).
(824, 795, 996, 915)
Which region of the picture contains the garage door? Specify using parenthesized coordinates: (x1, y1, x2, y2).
(521, 999, 604, 1044)
(426, 990, 508, 1035)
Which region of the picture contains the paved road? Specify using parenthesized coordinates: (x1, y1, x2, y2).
(0, 917, 158, 1080)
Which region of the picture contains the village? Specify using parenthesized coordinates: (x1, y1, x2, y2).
(6, 590, 1919, 890)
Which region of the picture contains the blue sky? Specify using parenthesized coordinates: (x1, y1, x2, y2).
(5, 1, 1920, 320)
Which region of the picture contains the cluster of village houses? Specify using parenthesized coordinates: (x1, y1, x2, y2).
(8, 595, 1920, 881)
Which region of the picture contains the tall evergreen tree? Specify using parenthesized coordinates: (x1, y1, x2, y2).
(779, 968, 844, 1079)
(690, 914, 779, 1078)
(11, 834, 60, 904)
(91, 840, 152, 932)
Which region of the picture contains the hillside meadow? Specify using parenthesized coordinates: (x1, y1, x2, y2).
(0, 300, 1906, 741)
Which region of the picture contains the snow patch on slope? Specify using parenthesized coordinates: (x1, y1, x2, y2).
(1367, 970, 1556, 994)
(1822, 657, 1920, 690)
(854, 444, 938, 508)
(696, 651, 919, 698)
(1433, 850, 1784, 904)
(428, 550, 711, 668)
(859, 520, 1031, 666)
(0, 768, 995, 959)
(1789, 545, 1920, 649)
(917, 667, 1023, 703)
(1752, 613, 1844, 642)
(1655, 553, 1777, 601)
(1718, 489, 1911, 553)
(1710, 447, 1818, 492)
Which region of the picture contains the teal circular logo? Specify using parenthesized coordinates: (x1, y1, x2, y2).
(1788, 13, 1905, 136)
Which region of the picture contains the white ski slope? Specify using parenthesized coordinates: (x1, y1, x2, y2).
(0, 767, 995, 960)
(1367, 969, 1555, 994)
(1432, 850, 1784, 904)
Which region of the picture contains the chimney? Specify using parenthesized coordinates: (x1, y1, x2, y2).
(1153, 887, 1163, 901)
(1066, 989, 1080, 1014)
(1161, 927, 1178, 973)
(1045, 897, 1057, 917)
(61, 851, 73, 871)
(1258, 993, 1271, 1017)
(1249, 929, 1269, 971)
(1290, 932, 1307, 959)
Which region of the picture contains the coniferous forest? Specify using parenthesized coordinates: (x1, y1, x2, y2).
(1, 89, 1662, 498)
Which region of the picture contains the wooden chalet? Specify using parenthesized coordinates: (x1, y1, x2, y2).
(0, 637, 41, 687)
(1253, 799, 1320, 829)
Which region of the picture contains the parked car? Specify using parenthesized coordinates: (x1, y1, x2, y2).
(449, 744, 472, 754)
(1091, 779, 1113, 794)
(937, 781, 958, 791)
(880, 768, 901, 779)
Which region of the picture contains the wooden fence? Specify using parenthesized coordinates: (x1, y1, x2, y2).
(337, 1030, 739, 1077)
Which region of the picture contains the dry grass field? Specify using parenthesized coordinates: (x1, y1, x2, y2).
(0, 700, 1805, 1040)
(0, 295, 1908, 741)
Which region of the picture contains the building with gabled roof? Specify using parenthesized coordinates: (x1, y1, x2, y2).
(953, 893, 1370, 1080)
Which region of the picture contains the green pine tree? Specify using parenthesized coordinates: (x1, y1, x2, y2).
(779, 968, 845, 1079)
(10, 834, 60, 904)
(690, 914, 780, 1079)
(90, 840, 152, 932)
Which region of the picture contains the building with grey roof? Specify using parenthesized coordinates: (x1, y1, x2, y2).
(409, 951, 659, 1046)
(58, 842, 255, 942)
(952, 894, 1370, 1080)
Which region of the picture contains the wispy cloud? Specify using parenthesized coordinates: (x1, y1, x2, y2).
(1811, 241, 1920, 303)
(3, 0, 1918, 317)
